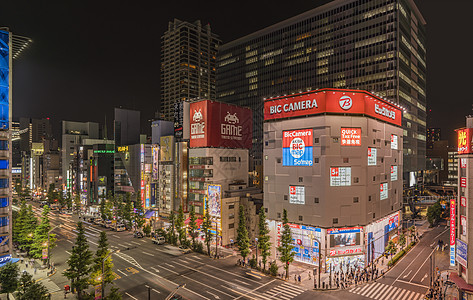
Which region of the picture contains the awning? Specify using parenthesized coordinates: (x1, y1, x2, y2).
(184, 217, 203, 228)
(449, 272, 473, 293)
(0, 258, 20, 268)
(144, 210, 156, 219)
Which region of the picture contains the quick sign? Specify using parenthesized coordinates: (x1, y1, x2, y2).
(283, 129, 313, 166)
(341, 128, 361, 146)
(451, 199, 456, 266)
(289, 186, 305, 204)
(330, 167, 351, 186)
(391, 165, 398, 181)
(380, 183, 388, 200)
(456, 239, 468, 268)
(391, 134, 398, 150)
(368, 148, 377, 166)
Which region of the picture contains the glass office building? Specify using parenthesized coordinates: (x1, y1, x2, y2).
(217, 0, 426, 183)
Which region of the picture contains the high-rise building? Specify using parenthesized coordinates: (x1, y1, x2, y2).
(0, 28, 32, 264)
(114, 108, 140, 147)
(217, 0, 426, 183)
(427, 127, 441, 149)
(160, 19, 221, 121)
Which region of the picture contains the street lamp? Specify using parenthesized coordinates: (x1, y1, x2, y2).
(102, 249, 120, 299)
(312, 237, 322, 289)
(47, 225, 61, 268)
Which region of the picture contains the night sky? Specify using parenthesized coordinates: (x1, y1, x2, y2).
(1, 0, 472, 144)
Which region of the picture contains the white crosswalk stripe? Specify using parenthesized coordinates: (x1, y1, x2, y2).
(41, 278, 61, 293)
(263, 282, 304, 299)
(348, 282, 424, 300)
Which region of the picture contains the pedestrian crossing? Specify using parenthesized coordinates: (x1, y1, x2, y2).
(263, 282, 304, 300)
(41, 278, 61, 293)
(349, 282, 424, 300)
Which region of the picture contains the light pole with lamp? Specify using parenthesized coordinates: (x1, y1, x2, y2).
(312, 237, 322, 289)
(255, 237, 258, 265)
(101, 249, 120, 299)
(47, 225, 61, 269)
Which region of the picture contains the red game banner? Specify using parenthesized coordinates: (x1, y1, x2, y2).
(341, 128, 361, 146)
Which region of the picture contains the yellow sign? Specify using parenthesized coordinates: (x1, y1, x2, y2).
(160, 136, 174, 161)
(117, 146, 128, 152)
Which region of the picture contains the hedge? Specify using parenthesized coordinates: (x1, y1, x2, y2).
(387, 241, 416, 267)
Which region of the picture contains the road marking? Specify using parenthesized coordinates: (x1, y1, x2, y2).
(66, 240, 73, 244)
(125, 292, 138, 300)
(232, 280, 277, 300)
(141, 251, 154, 257)
(164, 263, 175, 268)
(403, 269, 412, 278)
(233, 279, 250, 286)
(89, 240, 98, 246)
(222, 285, 265, 300)
(179, 259, 191, 264)
(118, 244, 127, 248)
(397, 279, 429, 288)
(192, 255, 202, 260)
(112, 272, 121, 280)
(112, 235, 120, 238)
(117, 269, 128, 277)
(185, 257, 256, 284)
(421, 273, 428, 282)
(150, 267, 160, 273)
(206, 291, 221, 299)
(394, 244, 431, 284)
(131, 241, 141, 245)
(159, 265, 179, 275)
(409, 247, 437, 283)
(125, 267, 139, 274)
(152, 289, 160, 294)
(65, 251, 71, 255)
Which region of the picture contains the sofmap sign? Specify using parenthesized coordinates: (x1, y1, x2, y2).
(283, 129, 313, 166)
(189, 100, 252, 149)
(451, 199, 456, 266)
(264, 89, 401, 126)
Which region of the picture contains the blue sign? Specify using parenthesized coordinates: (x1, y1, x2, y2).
(457, 239, 468, 267)
(282, 129, 313, 166)
(327, 227, 361, 234)
(0, 254, 11, 264)
(0, 30, 9, 130)
(450, 244, 456, 266)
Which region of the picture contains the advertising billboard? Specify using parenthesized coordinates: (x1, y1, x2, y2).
(368, 148, 377, 166)
(391, 165, 398, 181)
(380, 183, 388, 200)
(450, 199, 456, 266)
(456, 239, 468, 268)
(264, 89, 402, 126)
(152, 145, 159, 181)
(461, 177, 467, 188)
(174, 101, 184, 139)
(461, 215, 467, 237)
(289, 186, 305, 204)
(283, 129, 313, 166)
(391, 134, 398, 150)
(0, 30, 9, 130)
(160, 136, 174, 162)
(461, 196, 466, 207)
(330, 167, 351, 186)
(341, 128, 361, 146)
(458, 128, 473, 154)
(461, 158, 467, 168)
(189, 100, 252, 149)
(277, 223, 321, 266)
(207, 185, 221, 218)
(327, 227, 362, 248)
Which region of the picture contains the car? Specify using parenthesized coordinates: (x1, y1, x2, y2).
(116, 224, 126, 232)
(94, 219, 103, 226)
(178, 246, 192, 254)
(104, 220, 113, 228)
(152, 236, 166, 245)
(133, 231, 144, 238)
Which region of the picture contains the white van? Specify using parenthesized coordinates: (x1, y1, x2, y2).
(152, 236, 166, 245)
(116, 224, 126, 232)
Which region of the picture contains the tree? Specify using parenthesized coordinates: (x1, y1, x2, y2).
(106, 287, 122, 300)
(0, 262, 18, 299)
(31, 205, 56, 259)
(65, 192, 73, 210)
(122, 193, 133, 230)
(399, 232, 406, 249)
(427, 201, 443, 226)
(201, 200, 212, 256)
(385, 240, 397, 258)
(19, 205, 38, 252)
(64, 222, 93, 299)
(237, 205, 250, 261)
(176, 205, 186, 245)
(277, 209, 294, 279)
(188, 205, 197, 249)
(17, 272, 48, 300)
(167, 210, 177, 245)
(58, 191, 66, 208)
(133, 193, 146, 231)
(46, 183, 57, 205)
(90, 232, 114, 293)
(258, 207, 271, 270)
(409, 225, 416, 244)
(100, 198, 107, 221)
(73, 194, 81, 212)
(12, 201, 27, 244)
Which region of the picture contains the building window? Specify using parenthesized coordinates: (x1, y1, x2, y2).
(333, 218, 338, 224)
(229, 223, 234, 229)
(277, 212, 281, 219)
(385, 175, 387, 180)
(353, 197, 359, 203)
(265, 208, 268, 213)
(229, 204, 234, 209)
(284, 195, 288, 200)
(333, 137, 339, 143)
(299, 177, 303, 182)
(265, 155, 268, 160)
(276, 158, 281, 163)
(299, 216, 303, 221)
(373, 139, 376, 144)
(343, 158, 349, 163)
(354, 177, 359, 183)
(373, 176, 376, 181)
(315, 138, 319, 143)
(314, 197, 319, 203)
(395, 189, 397, 194)
(373, 213, 376, 218)
(369, 196, 372, 201)
(381, 158, 384, 163)
(315, 158, 319, 163)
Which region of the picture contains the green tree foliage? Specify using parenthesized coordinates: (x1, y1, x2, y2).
(122, 193, 133, 230)
(65, 192, 73, 210)
(427, 201, 443, 226)
(258, 207, 271, 270)
(237, 205, 250, 260)
(90, 232, 114, 291)
(201, 200, 212, 256)
(277, 209, 294, 279)
(399, 232, 406, 248)
(188, 205, 197, 249)
(176, 205, 186, 245)
(46, 183, 58, 205)
(385, 239, 397, 257)
(143, 224, 151, 237)
(106, 286, 122, 300)
(73, 194, 81, 212)
(12, 201, 27, 244)
(17, 272, 48, 300)
(64, 222, 93, 299)
(19, 204, 38, 251)
(167, 210, 177, 245)
(0, 262, 19, 299)
(133, 193, 146, 231)
(31, 205, 56, 259)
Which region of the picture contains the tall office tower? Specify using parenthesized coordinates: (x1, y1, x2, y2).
(0, 28, 32, 263)
(217, 0, 426, 183)
(160, 19, 221, 120)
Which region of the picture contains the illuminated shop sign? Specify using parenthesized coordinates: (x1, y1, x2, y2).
(330, 167, 351, 186)
(117, 146, 128, 152)
(341, 128, 361, 146)
(461, 196, 466, 207)
(461, 215, 467, 236)
(461, 177, 467, 188)
(380, 183, 388, 200)
(327, 227, 361, 249)
(461, 158, 467, 168)
(329, 247, 363, 256)
(458, 128, 473, 154)
(289, 186, 305, 205)
(207, 185, 221, 218)
(456, 239, 468, 268)
(450, 199, 456, 266)
(391, 165, 398, 181)
(391, 134, 398, 150)
(283, 129, 313, 166)
(368, 148, 377, 166)
(264, 89, 402, 126)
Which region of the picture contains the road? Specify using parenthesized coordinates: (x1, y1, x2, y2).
(31, 203, 448, 300)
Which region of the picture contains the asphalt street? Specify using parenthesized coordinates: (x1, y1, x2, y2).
(30, 203, 449, 300)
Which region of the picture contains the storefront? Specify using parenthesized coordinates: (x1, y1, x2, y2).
(326, 227, 364, 273)
(365, 211, 401, 264)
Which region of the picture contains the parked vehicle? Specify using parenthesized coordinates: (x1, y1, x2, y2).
(152, 236, 166, 245)
(116, 224, 126, 232)
(105, 220, 112, 228)
(178, 246, 192, 254)
(133, 232, 144, 238)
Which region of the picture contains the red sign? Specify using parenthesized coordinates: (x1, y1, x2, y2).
(450, 199, 456, 246)
(331, 167, 339, 177)
(189, 100, 252, 149)
(341, 128, 361, 146)
(461, 177, 467, 188)
(461, 158, 467, 168)
(264, 89, 402, 126)
(461, 196, 467, 207)
(458, 128, 473, 154)
(329, 247, 363, 256)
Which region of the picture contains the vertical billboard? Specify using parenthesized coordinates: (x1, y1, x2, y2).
(289, 224, 321, 266)
(152, 145, 159, 181)
(450, 199, 456, 266)
(391, 134, 398, 150)
(368, 148, 377, 166)
(207, 185, 221, 218)
(289, 186, 305, 204)
(160, 136, 174, 162)
(283, 129, 313, 166)
(458, 128, 473, 154)
(0, 30, 9, 130)
(340, 128, 361, 146)
(461, 177, 467, 188)
(189, 100, 252, 148)
(461, 158, 467, 168)
(380, 183, 388, 200)
(330, 167, 351, 186)
(391, 165, 398, 181)
(174, 102, 184, 139)
(456, 239, 468, 268)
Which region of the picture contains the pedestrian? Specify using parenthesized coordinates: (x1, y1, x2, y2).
(25, 261, 28, 268)
(34, 267, 37, 274)
(298, 275, 301, 283)
(294, 275, 297, 282)
(308, 271, 311, 279)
